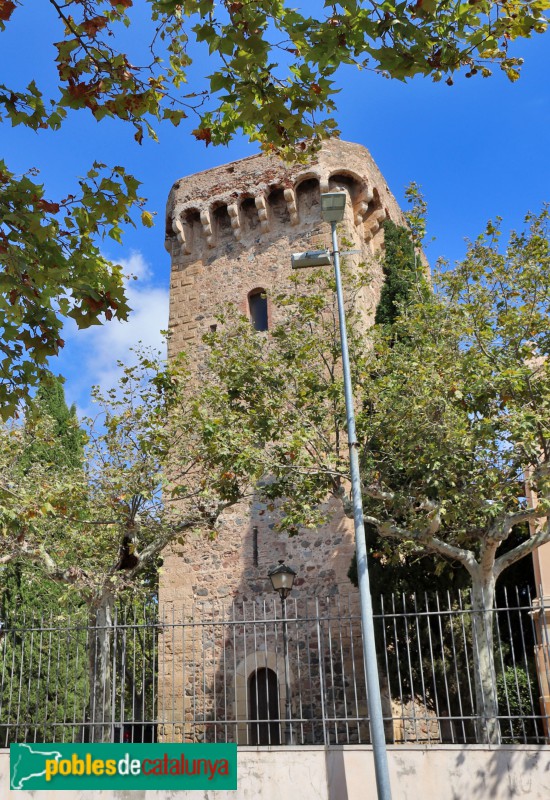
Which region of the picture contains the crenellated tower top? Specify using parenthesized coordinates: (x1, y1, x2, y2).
(165, 139, 406, 357)
(165, 139, 404, 256)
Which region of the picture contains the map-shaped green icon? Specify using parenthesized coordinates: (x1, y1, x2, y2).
(11, 743, 63, 790)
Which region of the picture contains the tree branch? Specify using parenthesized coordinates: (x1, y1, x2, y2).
(1, 540, 87, 585)
(123, 502, 235, 583)
(489, 506, 549, 542)
(377, 519, 478, 572)
(494, 521, 550, 577)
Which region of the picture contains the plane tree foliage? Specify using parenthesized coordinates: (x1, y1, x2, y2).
(1, 0, 549, 414)
(193, 208, 550, 743)
(0, 352, 254, 740)
(1, 207, 550, 743)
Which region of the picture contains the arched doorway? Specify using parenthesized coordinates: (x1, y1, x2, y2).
(248, 667, 280, 745)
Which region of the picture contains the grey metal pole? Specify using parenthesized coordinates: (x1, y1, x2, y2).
(281, 594, 293, 744)
(330, 221, 393, 800)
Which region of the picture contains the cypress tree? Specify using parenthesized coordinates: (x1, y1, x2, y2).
(375, 220, 420, 326)
(20, 375, 84, 472)
(1, 375, 84, 613)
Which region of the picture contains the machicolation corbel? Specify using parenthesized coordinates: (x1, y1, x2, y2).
(227, 203, 242, 241)
(354, 186, 375, 227)
(173, 216, 193, 255)
(200, 209, 215, 248)
(364, 208, 388, 243)
(283, 188, 299, 226)
(254, 195, 270, 233)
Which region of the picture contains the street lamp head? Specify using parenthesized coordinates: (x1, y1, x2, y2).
(321, 191, 347, 223)
(290, 249, 332, 269)
(268, 560, 297, 600)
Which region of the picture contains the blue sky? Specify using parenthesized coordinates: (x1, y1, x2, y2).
(1, 5, 549, 414)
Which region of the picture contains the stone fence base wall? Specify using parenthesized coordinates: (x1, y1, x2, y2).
(1, 745, 548, 799)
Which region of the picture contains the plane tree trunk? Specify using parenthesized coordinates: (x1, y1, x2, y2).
(87, 588, 115, 743)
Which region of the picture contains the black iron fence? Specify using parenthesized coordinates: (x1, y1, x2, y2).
(0, 588, 549, 746)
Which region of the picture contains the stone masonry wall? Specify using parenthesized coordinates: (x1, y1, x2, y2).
(160, 139, 409, 742)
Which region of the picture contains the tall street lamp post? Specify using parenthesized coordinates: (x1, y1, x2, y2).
(268, 560, 296, 745)
(292, 192, 393, 800)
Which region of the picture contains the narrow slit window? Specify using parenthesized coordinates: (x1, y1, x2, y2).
(252, 526, 259, 567)
(248, 289, 268, 331)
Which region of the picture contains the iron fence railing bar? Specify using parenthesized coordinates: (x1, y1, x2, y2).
(62, 616, 73, 743)
(446, 589, 466, 743)
(537, 589, 550, 735)
(201, 605, 207, 734)
(34, 613, 46, 745)
(23, 614, 35, 743)
(83, 623, 90, 742)
(326, 597, 338, 743)
(347, 594, 361, 744)
(334, 594, 347, 744)
(70, 620, 82, 744)
(41, 611, 52, 742)
(542, 593, 550, 737)
(240, 601, 250, 745)
(292, 597, 305, 745)
(151, 607, 157, 744)
(221, 601, 227, 744)
(303, 596, 313, 745)
(513, 585, 538, 742)
(436, 591, 456, 744)
(212, 612, 218, 744)
(278, 595, 287, 745)
(315, 596, 328, 746)
(161, 605, 168, 741)
(191, 602, 196, 742)
(423, 592, 442, 744)
(379, 593, 392, 745)
(27, 620, 43, 742)
(141, 605, 149, 744)
(456, 589, 475, 740)
(0, 627, 9, 747)
(500, 587, 526, 738)
(126, 605, 133, 740)
(127, 605, 133, 739)
(253, 600, 262, 744)
(49, 616, 61, 740)
(230, 601, 238, 745)
(179, 603, 185, 744)
(110, 606, 118, 745)
(14, 612, 26, 742)
(402, 593, 419, 742)
(412, 593, 430, 742)
(529, 585, 550, 744)
(390, 593, 406, 742)
(89, 611, 98, 743)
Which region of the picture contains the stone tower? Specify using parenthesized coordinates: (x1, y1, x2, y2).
(161, 139, 406, 609)
(158, 140, 407, 744)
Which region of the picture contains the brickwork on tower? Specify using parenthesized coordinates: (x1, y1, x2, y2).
(159, 139, 408, 743)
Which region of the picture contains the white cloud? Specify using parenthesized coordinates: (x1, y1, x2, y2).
(120, 250, 152, 282)
(60, 250, 169, 413)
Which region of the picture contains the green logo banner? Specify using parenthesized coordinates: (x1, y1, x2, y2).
(10, 743, 237, 791)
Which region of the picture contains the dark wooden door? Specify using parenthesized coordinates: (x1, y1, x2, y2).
(249, 667, 280, 745)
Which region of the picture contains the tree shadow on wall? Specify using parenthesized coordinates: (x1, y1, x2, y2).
(452, 746, 547, 800)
